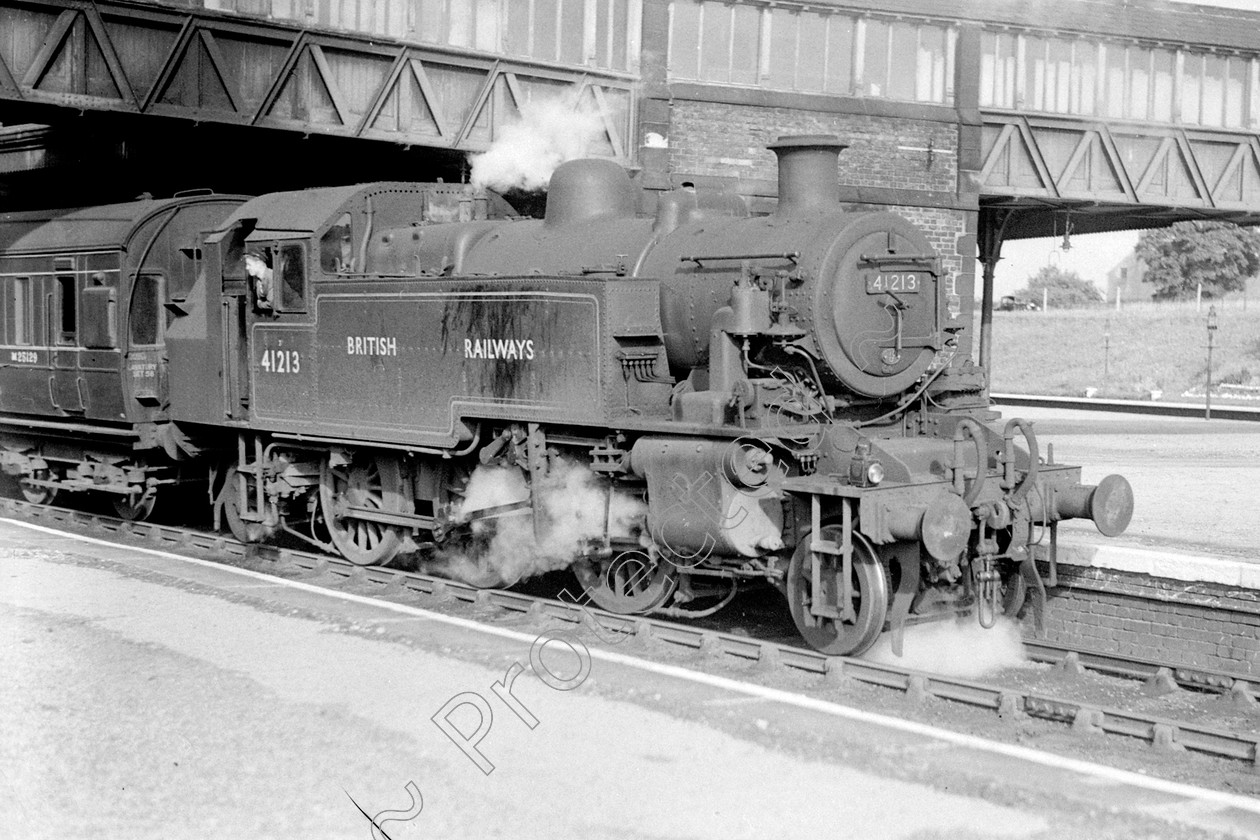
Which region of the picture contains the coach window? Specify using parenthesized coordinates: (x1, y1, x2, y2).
(277, 243, 307, 311)
(56, 274, 77, 345)
(9, 277, 33, 345)
(129, 272, 163, 346)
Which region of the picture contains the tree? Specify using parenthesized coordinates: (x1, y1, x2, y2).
(1016, 265, 1103, 309)
(1134, 220, 1260, 301)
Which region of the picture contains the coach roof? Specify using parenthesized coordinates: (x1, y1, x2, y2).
(0, 195, 241, 255)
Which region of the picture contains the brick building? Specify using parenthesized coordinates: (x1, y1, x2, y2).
(1106, 252, 1152, 303)
(628, 0, 1260, 360)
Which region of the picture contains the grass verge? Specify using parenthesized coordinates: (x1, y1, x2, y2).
(977, 298, 1260, 402)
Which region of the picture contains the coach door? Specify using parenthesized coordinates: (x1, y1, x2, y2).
(79, 274, 123, 420)
(124, 271, 166, 411)
(1, 274, 45, 415)
(49, 258, 85, 413)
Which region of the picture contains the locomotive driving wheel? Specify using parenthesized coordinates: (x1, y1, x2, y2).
(1001, 564, 1027, 617)
(219, 465, 276, 544)
(113, 489, 157, 522)
(786, 527, 889, 656)
(319, 452, 409, 566)
(572, 550, 677, 614)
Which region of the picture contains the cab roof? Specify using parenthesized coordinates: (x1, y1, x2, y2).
(215, 184, 369, 240)
(209, 182, 471, 243)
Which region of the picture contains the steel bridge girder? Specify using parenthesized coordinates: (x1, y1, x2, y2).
(0, 0, 635, 161)
(978, 111, 1260, 219)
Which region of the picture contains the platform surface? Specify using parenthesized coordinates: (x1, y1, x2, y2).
(992, 406, 1260, 585)
(3, 518, 1258, 839)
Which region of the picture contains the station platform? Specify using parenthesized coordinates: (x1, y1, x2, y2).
(2, 517, 1257, 839)
(993, 406, 1260, 589)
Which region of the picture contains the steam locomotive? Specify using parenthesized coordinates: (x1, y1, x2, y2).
(0, 136, 1133, 656)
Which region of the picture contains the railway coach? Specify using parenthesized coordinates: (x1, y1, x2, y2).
(0, 193, 245, 519)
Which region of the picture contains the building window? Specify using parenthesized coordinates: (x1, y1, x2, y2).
(980, 32, 1018, 109)
(1104, 44, 1126, 119)
(1226, 58, 1247, 127)
(668, 0, 953, 104)
(414, 0, 635, 72)
(863, 18, 890, 97)
(982, 29, 1257, 130)
(1202, 55, 1226, 126)
(1152, 49, 1175, 123)
(221, 0, 637, 71)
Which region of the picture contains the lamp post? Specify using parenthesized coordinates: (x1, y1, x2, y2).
(1206, 305, 1218, 421)
(1103, 317, 1111, 380)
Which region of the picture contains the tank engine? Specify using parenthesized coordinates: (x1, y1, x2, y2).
(0, 137, 1133, 657)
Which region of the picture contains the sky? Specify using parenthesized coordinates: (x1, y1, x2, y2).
(989, 232, 1140, 299)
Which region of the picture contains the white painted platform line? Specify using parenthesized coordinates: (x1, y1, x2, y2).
(5, 516, 1259, 817)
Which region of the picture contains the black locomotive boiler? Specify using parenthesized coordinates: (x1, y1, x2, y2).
(0, 136, 1133, 656)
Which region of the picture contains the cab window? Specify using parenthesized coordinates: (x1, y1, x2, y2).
(277, 243, 306, 311)
(320, 213, 354, 273)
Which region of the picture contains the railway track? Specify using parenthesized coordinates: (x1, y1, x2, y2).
(4, 496, 1258, 768)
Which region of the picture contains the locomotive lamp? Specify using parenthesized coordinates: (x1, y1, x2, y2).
(848, 439, 884, 486)
(1206, 305, 1218, 420)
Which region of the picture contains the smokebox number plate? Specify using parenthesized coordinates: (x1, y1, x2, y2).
(866, 273, 922, 294)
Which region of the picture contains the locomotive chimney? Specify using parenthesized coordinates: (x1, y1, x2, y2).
(767, 135, 848, 215)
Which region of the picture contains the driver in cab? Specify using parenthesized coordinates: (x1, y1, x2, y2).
(244, 248, 274, 310)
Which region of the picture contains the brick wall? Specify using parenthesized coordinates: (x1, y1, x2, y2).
(885, 206, 970, 304)
(658, 99, 975, 318)
(665, 101, 959, 196)
(1031, 565, 1260, 677)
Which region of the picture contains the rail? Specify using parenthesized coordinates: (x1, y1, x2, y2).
(3, 497, 1256, 767)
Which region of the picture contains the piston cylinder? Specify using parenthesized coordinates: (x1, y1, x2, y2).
(628, 437, 785, 559)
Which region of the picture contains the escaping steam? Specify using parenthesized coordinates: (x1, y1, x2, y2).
(866, 617, 1029, 677)
(469, 96, 607, 192)
(430, 460, 646, 587)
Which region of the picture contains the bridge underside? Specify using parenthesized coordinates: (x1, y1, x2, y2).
(979, 113, 1260, 239)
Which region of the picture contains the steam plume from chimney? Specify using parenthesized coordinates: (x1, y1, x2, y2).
(470, 95, 607, 192)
